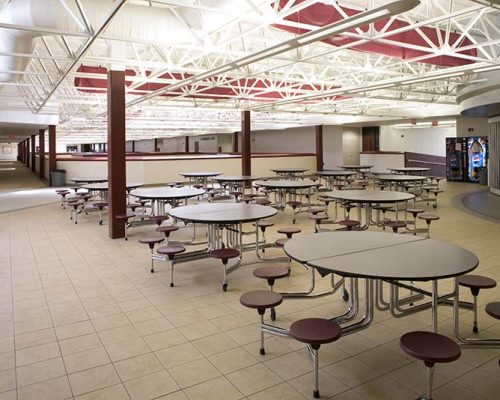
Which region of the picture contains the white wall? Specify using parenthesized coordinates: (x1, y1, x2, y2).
(159, 137, 184, 152)
(342, 127, 361, 164)
(0, 143, 17, 160)
(380, 125, 455, 156)
(192, 135, 218, 153)
(251, 126, 315, 153)
(456, 117, 489, 137)
(133, 139, 155, 152)
(323, 126, 343, 170)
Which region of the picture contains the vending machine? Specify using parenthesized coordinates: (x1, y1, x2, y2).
(446, 137, 488, 182)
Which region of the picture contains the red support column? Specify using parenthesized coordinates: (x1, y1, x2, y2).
(49, 125, 57, 184)
(31, 134, 36, 172)
(185, 136, 189, 153)
(241, 111, 251, 175)
(315, 125, 324, 172)
(26, 138, 30, 167)
(232, 132, 239, 153)
(39, 129, 45, 179)
(107, 70, 127, 239)
(25, 140, 28, 164)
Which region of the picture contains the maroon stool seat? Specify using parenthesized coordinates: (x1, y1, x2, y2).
(277, 227, 301, 238)
(253, 266, 289, 321)
(241, 196, 254, 204)
(458, 275, 497, 333)
(253, 221, 274, 253)
(429, 189, 443, 209)
(137, 199, 150, 206)
(407, 208, 425, 235)
(274, 238, 288, 247)
(309, 207, 326, 215)
(418, 213, 440, 238)
(400, 331, 461, 400)
(240, 290, 283, 355)
(255, 198, 271, 206)
(211, 248, 241, 291)
(155, 225, 180, 243)
(68, 200, 83, 224)
(148, 215, 170, 226)
(230, 191, 243, 201)
(309, 213, 328, 233)
(289, 318, 342, 399)
(127, 203, 142, 211)
(115, 213, 136, 240)
(338, 219, 360, 231)
(384, 220, 407, 233)
(286, 200, 302, 210)
(486, 302, 500, 320)
(91, 202, 108, 225)
(58, 190, 70, 208)
(340, 202, 354, 218)
(139, 236, 165, 273)
(156, 245, 186, 286)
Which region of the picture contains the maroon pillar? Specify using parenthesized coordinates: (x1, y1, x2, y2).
(49, 125, 57, 183)
(131, 140, 135, 152)
(39, 129, 45, 179)
(315, 125, 324, 172)
(185, 136, 189, 153)
(107, 70, 127, 239)
(232, 132, 239, 153)
(31, 134, 36, 172)
(241, 111, 251, 175)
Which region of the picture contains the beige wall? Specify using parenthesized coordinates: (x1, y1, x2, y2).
(0, 143, 17, 161)
(456, 117, 489, 137)
(342, 127, 361, 164)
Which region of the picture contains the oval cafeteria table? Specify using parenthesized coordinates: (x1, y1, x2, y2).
(316, 170, 356, 190)
(69, 177, 108, 184)
(270, 167, 308, 179)
(376, 174, 427, 191)
(324, 189, 415, 227)
(169, 203, 277, 290)
(282, 231, 478, 335)
(388, 167, 430, 175)
(179, 171, 221, 190)
(82, 182, 144, 200)
(254, 179, 318, 210)
(212, 175, 261, 196)
(129, 187, 205, 214)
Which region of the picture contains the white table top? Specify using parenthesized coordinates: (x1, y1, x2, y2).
(82, 182, 144, 191)
(70, 177, 108, 183)
(179, 172, 221, 178)
(324, 190, 414, 203)
(377, 174, 427, 182)
(254, 179, 318, 189)
(284, 232, 478, 281)
(316, 170, 356, 177)
(389, 167, 430, 173)
(212, 175, 261, 182)
(169, 203, 277, 224)
(130, 187, 205, 200)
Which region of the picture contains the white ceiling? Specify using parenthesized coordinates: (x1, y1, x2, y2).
(0, 0, 499, 143)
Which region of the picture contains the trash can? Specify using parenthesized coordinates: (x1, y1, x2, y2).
(478, 167, 488, 185)
(50, 169, 66, 187)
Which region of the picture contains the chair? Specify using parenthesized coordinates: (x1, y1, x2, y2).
(384, 220, 407, 233)
(253, 266, 289, 321)
(458, 275, 497, 333)
(211, 248, 240, 291)
(157, 245, 186, 286)
(400, 331, 461, 400)
(309, 213, 328, 233)
(253, 221, 274, 253)
(418, 214, 440, 238)
(155, 225, 180, 244)
(139, 236, 165, 273)
(240, 290, 283, 355)
(289, 318, 342, 398)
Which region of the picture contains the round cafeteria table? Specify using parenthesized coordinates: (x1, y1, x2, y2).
(283, 231, 478, 334)
(169, 203, 277, 290)
(324, 190, 415, 227)
(179, 171, 221, 190)
(129, 187, 205, 215)
(254, 179, 318, 210)
(82, 182, 144, 200)
(316, 170, 356, 190)
(212, 175, 261, 196)
(70, 177, 108, 184)
(271, 167, 308, 179)
(338, 165, 373, 179)
(376, 174, 427, 192)
(388, 167, 430, 175)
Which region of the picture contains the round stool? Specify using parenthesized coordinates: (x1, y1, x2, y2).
(157, 245, 186, 286)
(148, 215, 170, 227)
(289, 318, 342, 399)
(400, 331, 461, 400)
(253, 266, 289, 321)
(429, 189, 443, 209)
(287, 201, 302, 224)
(406, 208, 425, 235)
(156, 225, 180, 243)
(384, 220, 407, 233)
(91, 202, 108, 225)
(277, 227, 301, 238)
(240, 290, 283, 355)
(418, 214, 440, 238)
(458, 275, 497, 333)
(309, 213, 328, 233)
(253, 221, 274, 253)
(139, 236, 165, 273)
(115, 213, 136, 240)
(338, 219, 360, 231)
(211, 248, 240, 291)
(68, 200, 83, 224)
(127, 203, 142, 212)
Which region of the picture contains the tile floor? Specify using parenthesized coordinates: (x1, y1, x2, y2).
(0, 165, 500, 399)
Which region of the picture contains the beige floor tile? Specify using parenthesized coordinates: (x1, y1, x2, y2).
(354, 346, 411, 375)
(133, 317, 174, 336)
(92, 314, 130, 332)
(0, 390, 17, 400)
(17, 376, 72, 400)
(114, 353, 163, 382)
(0, 369, 16, 393)
(105, 337, 151, 362)
(16, 357, 66, 387)
(183, 376, 243, 400)
(55, 320, 95, 340)
(323, 357, 383, 388)
(191, 332, 240, 357)
(263, 351, 311, 380)
(63, 346, 111, 374)
(98, 325, 140, 346)
(124, 370, 179, 400)
(126, 307, 163, 324)
(352, 375, 420, 400)
(68, 364, 121, 396)
(0, 352, 14, 372)
(155, 342, 204, 369)
(246, 382, 306, 400)
(143, 329, 188, 352)
(15, 341, 60, 366)
(226, 364, 283, 396)
(59, 333, 102, 356)
(208, 347, 259, 375)
(14, 328, 56, 350)
(168, 358, 221, 389)
(0, 337, 14, 354)
(74, 383, 132, 400)
(178, 320, 220, 341)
